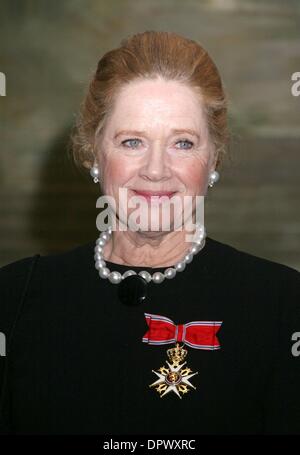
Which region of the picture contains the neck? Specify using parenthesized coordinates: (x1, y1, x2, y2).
(102, 228, 197, 268)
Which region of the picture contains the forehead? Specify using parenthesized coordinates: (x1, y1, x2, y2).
(105, 78, 207, 134)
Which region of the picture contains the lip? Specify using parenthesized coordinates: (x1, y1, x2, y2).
(132, 190, 177, 199)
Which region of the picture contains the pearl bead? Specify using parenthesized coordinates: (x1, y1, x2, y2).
(123, 270, 137, 279)
(164, 268, 176, 279)
(175, 261, 186, 272)
(90, 166, 99, 178)
(95, 260, 106, 270)
(94, 245, 104, 254)
(100, 232, 110, 242)
(208, 171, 219, 187)
(152, 272, 165, 283)
(191, 243, 203, 255)
(139, 271, 152, 282)
(211, 170, 219, 182)
(184, 253, 193, 264)
(97, 238, 106, 247)
(108, 271, 122, 284)
(195, 223, 205, 233)
(94, 252, 103, 261)
(193, 236, 205, 245)
(99, 267, 110, 278)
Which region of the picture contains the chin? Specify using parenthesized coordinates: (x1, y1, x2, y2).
(133, 228, 170, 239)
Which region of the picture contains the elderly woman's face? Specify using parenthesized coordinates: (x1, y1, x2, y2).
(96, 77, 216, 232)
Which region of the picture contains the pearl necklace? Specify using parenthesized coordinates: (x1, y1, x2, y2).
(94, 225, 207, 284)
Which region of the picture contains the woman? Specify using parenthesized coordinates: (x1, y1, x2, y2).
(0, 31, 299, 435)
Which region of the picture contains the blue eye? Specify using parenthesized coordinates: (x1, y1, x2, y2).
(121, 138, 141, 148)
(176, 139, 194, 150)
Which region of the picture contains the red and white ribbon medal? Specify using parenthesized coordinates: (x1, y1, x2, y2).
(142, 313, 223, 399)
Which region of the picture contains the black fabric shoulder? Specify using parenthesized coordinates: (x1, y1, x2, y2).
(224, 238, 299, 280)
(206, 236, 298, 271)
(215, 243, 300, 433)
(0, 254, 40, 434)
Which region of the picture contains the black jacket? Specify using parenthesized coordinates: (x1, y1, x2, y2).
(0, 236, 300, 435)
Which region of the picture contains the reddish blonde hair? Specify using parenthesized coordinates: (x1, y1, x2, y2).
(70, 30, 230, 170)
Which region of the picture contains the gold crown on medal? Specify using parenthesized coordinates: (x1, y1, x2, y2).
(167, 343, 187, 364)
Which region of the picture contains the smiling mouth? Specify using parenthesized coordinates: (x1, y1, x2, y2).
(132, 190, 177, 200)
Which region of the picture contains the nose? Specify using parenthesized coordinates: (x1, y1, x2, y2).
(139, 142, 172, 182)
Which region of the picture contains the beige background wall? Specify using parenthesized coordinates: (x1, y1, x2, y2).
(0, 0, 299, 270)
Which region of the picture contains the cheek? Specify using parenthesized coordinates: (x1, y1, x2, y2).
(178, 159, 209, 192)
(102, 156, 132, 189)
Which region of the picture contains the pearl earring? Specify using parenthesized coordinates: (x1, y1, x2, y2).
(208, 170, 220, 188)
(90, 163, 100, 183)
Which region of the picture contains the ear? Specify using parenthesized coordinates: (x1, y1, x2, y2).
(83, 159, 92, 169)
(209, 148, 219, 172)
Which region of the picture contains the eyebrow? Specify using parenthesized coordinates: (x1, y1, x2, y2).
(114, 128, 200, 140)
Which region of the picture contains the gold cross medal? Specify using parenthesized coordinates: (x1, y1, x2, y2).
(149, 342, 198, 399)
(143, 313, 223, 399)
